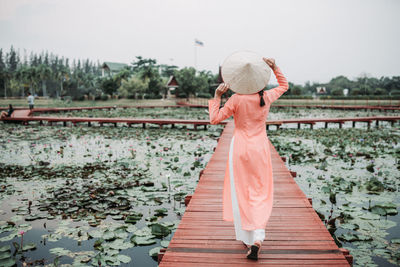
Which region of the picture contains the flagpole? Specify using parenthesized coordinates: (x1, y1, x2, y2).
(194, 44, 197, 70)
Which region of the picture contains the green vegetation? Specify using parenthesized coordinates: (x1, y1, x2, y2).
(0, 123, 222, 266)
(269, 127, 400, 266)
(0, 106, 398, 266)
(1, 47, 400, 102)
(0, 48, 219, 101)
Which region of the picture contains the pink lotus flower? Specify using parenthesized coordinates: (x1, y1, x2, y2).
(19, 231, 25, 235)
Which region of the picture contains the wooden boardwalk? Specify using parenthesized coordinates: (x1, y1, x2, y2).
(2, 110, 398, 131)
(267, 116, 400, 129)
(0, 105, 191, 113)
(2, 104, 399, 113)
(272, 104, 399, 111)
(178, 102, 400, 111)
(158, 122, 352, 266)
(2, 112, 399, 130)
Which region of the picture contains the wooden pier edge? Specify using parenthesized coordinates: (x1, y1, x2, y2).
(159, 121, 352, 266)
(2, 109, 399, 131)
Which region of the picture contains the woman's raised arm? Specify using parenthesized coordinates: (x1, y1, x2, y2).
(265, 66, 289, 103)
(208, 83, 236, 125)
(262, 58, 289, 103)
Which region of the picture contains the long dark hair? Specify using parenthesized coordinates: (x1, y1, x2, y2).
(258, 90, 265, 107)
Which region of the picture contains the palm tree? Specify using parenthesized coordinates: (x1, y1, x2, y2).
(1, 69, 13, 98)
(15, 66, 27, 96)
(25, 66, 39, 95)
(56, 66, 69, 98)
(37, 64, 52, 97)
(114, 68, 132, 87)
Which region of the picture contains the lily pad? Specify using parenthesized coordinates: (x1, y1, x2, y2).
(151, 223, 171, 238)
(22, 242, 36, 251)
(0, 246, 11, 252)
(149, 246, 162, 257)
(391, 238, 400, 244)
(131, 236, 157, 246)
(161, 240, 170, 248)
(125, 212, 143, 224)
(49, 247, 71, 256)
(0, 251, 12, 260)
(116, 254, 131, 263)
(0, 257, 16, 267)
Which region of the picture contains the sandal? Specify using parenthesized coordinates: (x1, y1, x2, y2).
(246, 240, 261, 260)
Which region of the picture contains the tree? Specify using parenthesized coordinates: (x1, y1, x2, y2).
(350, 88, 362, 96)
(118, 76, 147, 98)
(37, 64, 52, 96)
(0, 49, 9, 98)
(24, 66, 39, 95)
(174, 67, 210, 99)
(56, 66, 69, 98)
(113, 69, 132, 90)
(131, 56, 157, 74)
(373, 88, 387, 96)
(287, 82, 303, 95)
(331, 88, 343, 96)
(99, 77, 119, 95)
(160, 64, 178, 78)
(7, 46, 18, 72)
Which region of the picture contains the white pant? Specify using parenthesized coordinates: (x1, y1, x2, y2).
(229, 136, 265, 246)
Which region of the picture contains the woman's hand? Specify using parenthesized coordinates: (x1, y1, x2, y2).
(214, 83, 229, 99)
(263, 57, 276, 71)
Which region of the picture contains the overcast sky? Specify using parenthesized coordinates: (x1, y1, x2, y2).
(0, 0, 399, 84)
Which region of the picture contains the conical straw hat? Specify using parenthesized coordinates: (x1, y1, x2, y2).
(221, 50, 271, 94)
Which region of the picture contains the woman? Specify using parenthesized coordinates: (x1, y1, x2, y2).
(208, 55, 288, 260)
(0, 104, 14, 119)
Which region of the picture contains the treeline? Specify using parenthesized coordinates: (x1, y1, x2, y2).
(286, 75, 400, 99)
(0, 47, 219, 100)
(0, 46, 399, 100)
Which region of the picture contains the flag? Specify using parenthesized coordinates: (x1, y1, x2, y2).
(195, 39, 204, 46)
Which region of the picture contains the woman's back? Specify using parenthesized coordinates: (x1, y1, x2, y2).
(231, 93, 270, 139)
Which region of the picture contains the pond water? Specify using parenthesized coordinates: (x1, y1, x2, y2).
(1, 107, 399, 267)
(0, 124, 222, 266)
(38, 106, 393, 121)
(269, 127, 400, 266)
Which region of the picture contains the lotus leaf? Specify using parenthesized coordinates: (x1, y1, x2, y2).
(149, 246, 162, 257)
(116, 254, 131, 263)
(151, 223, 171, 237)
(102, 230, 116, 241)
(391, 238, 400, 244)
(22, 242, 36, 251)
(49, 247, 71, 256)
(154, 208, 168, 216)
(0, 251, 12, 260)
(131, 236, 157, 246)
(0, 257, 16, 267)
(0, 246, 11, 252)
(124, 212, 143, 224)
(161, 240, 170, 248)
